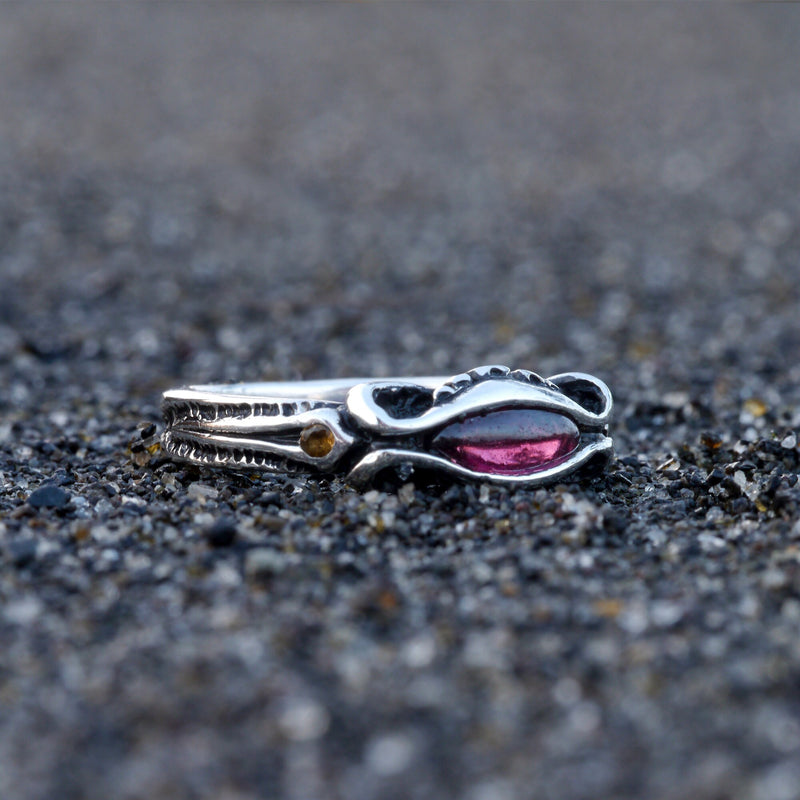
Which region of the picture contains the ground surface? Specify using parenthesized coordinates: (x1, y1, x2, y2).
(3, 5, 800, 800)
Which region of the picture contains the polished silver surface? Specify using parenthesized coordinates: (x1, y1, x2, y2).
(161, 366, 613, 487)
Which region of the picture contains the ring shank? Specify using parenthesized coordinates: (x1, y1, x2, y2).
(167, 377, 448, 404)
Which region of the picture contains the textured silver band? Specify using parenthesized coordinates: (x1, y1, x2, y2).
(161, 365, 613, 488)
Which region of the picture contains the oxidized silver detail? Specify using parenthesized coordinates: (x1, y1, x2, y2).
(161, 366, 613, 487)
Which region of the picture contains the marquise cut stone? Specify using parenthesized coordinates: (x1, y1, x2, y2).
(431, 407, 579, 476)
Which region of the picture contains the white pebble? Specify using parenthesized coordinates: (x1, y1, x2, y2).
(365, 732, 415, 776)
(279, 699, 329, 742)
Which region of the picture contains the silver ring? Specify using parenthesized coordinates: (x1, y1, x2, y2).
(161, 365, 613, 488)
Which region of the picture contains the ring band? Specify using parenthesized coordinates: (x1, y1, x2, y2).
(161, 365, 613, 488)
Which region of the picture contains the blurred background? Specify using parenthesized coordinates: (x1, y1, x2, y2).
(3, 4, 800, 410)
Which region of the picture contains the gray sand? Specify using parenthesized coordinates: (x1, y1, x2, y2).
(3, 6, 800, 799)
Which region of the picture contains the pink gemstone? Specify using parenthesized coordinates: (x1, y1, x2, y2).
(431, 407, 580, 476)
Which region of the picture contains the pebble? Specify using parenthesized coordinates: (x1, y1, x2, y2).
(186, 483, 219, 502)
(365, 732, 416, 776)
(244, 548, 287, 577)
(206, 517, 238, 548)
(27, 484, 71, 509)
(3, 595, 43, 625)
(6, 537, 38, 567)
(278, 699, 330, 742)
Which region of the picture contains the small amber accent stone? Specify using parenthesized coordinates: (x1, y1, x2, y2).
(299, 424, 335, 458)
